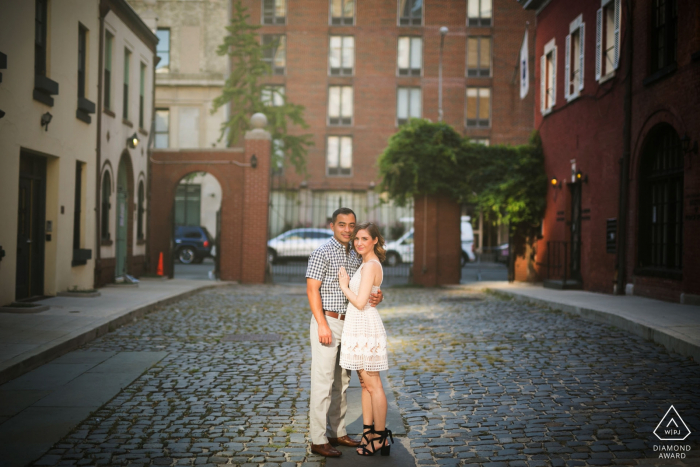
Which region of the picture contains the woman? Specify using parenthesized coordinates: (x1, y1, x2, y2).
(338, 223, 394, 456)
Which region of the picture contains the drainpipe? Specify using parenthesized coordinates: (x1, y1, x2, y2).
(616, 0, 633, 295)
(94, 2, 108, 288)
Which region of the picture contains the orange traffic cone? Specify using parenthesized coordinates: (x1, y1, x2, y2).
(157, 252, 164, 276)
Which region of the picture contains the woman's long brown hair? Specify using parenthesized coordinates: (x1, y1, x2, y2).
(347, 222, 386, 263)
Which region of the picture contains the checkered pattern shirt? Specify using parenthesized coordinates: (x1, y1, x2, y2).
(306, 236, 361, 314)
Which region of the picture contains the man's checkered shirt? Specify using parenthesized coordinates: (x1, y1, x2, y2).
(305, 236, 361, 314)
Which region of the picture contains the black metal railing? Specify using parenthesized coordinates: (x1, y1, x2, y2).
(545, 240, 581, 283)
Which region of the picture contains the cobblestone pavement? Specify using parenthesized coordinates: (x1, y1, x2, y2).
(32, 285, 700, 467)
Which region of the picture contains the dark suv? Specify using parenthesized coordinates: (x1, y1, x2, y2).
(174, 226, 214, 264)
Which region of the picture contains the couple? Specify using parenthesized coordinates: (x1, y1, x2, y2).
(306, 208, 394, 458)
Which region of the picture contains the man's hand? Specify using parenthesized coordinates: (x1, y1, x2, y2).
(318, 321, 333, 345)
(368, 289, 383, 307)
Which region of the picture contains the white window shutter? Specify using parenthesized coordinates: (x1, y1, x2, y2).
(564, 34, 571, 100)
(613, 0, 621, 69)
(579, 23, 585, 91)
(540, 55, 546, 113)
(595, 8, 603, 80)
(552, 46, 557, 107)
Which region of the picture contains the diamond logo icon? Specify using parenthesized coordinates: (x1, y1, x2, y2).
(654, 405, 691, 441)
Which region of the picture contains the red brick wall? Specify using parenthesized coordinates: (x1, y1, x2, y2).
(244, 0, 534, 190)
(413, 194, 460, 286)
(148, 141, 270, 284)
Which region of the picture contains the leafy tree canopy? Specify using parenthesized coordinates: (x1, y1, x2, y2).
(211, 0, 312, 174)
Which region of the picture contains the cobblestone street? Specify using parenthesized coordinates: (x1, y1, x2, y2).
(32, 285, 700, 467)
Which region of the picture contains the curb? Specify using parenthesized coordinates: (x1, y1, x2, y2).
(484, 287, 700, 364)
(0, 282, 230, 385)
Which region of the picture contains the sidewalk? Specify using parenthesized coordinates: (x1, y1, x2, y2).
(464, 281, 700, 363)
(0, 278, 230, 385)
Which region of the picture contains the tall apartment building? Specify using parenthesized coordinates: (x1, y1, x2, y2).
(242, 0, 535, 241)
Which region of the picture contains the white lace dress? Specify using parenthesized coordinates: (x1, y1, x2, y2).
(339, 259, 388, 372)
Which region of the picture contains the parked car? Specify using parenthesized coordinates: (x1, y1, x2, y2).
(174, 225, 214, 264)
(383, 217, 476, 267)
(267, 228, 334, 264)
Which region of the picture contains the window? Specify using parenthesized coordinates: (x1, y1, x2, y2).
(467, 36, 491, 77)
(104, 32, 113, 109)
(329, 36, 354, 76)
(262, 35, 286, 75)
(651, 0, 677, 73)
(101, 172, 111, 241)
(565, 15, 585, 101)
(638, 124, 683, 271)
(327, 136, 352, 176)
(139, 63, 146, 129)
(397, 37, 422, 76)
(467, 0, 492, 27)
(397, 87, 421, 125)
(466, 87, 490, 127)
(123, 49, 131, 120)
(328, 86, 353, 125)
(155, 108, 169, 148)
(137, 181, 145, 240)
(73, 162, 83, 251)
(262, 85, 285, 106)
(331, 0, 354, 25)
(399, 0, 422, 26)
(78, 26, 87, 99)
(263, 0, 286, 25)
(471, 138, 490, 146)
(540, 39, 556, 114)
(35, 0, 48, 77)
(175, 184, 201, 226)
(596, 0, 620, 81)
(156, 29, 170, 73)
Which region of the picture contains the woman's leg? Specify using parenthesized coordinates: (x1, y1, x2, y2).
(356, 370, 387, 453)
(358, 370, 374, 428)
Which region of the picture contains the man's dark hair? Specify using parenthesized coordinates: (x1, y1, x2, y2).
(331, 207, 356, 224)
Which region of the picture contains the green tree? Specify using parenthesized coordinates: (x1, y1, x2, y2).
(211, 0, 312, 173)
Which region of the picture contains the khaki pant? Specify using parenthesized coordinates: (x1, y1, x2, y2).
(309, 315, 351, 445)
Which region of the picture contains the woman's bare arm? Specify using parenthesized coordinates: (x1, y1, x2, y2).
(340, 262, 378, 310)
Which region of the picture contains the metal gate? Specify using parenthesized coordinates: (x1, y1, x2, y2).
(268, 178, 414, 285)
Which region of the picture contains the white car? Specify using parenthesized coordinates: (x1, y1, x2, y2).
(267, 228, 334, 264)
(383, 217, 476, 267)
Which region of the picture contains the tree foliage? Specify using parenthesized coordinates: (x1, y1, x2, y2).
(377, 119, 547, 238)
(211, 0, 312, 173)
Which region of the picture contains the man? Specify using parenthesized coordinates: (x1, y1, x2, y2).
(306, 208, 383, 457)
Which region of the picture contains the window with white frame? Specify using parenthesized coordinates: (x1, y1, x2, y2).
(329, 36, 354, 76)
(262, 35, 286, 75)
(155, 108, 169, 148)
(540, 39, 557, 114)
(466, 87, 490, 127)
(397, 37, 422, 76)
(263, 0, 286, 25)
(467, 36, 491, 77)
(596, 0, 620, 81)
(467, 0, 492, 27)
(330, 0, 355, 25)
(565, 15, 585, 101)
(328, 86, 353, 125)
(262, 85, 285, 106)
(397, 87, 421, 125)
(327, 136, 352, 176)
(399, 0, 422, 26)
(471, 138, 490, 146)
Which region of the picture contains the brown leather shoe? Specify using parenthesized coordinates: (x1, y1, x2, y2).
(311, 443, 342, 457)
(328, 435, 361, 447)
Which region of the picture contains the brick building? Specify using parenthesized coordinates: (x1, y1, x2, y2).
(521, 0, 700, 304)
(241, 0, 535, 242)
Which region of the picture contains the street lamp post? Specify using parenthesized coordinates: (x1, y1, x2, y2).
(438, 26, 448, 122)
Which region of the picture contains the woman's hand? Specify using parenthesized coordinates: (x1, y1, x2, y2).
(338, 267, 350, 288)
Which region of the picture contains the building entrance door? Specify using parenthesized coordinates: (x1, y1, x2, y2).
(16, 153, 46, 300)
(115, 159, 128, 278)
(569, 181, 582, 280)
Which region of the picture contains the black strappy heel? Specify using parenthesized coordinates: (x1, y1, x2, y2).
(360, 424, 375, 447)
(357, 428, 394, 456)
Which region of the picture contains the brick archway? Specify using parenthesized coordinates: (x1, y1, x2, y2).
(148, 130, 271, 283)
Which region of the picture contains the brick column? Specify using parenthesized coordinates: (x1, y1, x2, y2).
(240, 114, 271, 284)
(412, 194, 461, 287)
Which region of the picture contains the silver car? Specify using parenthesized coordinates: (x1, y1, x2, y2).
(267, 228, 334, 264)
